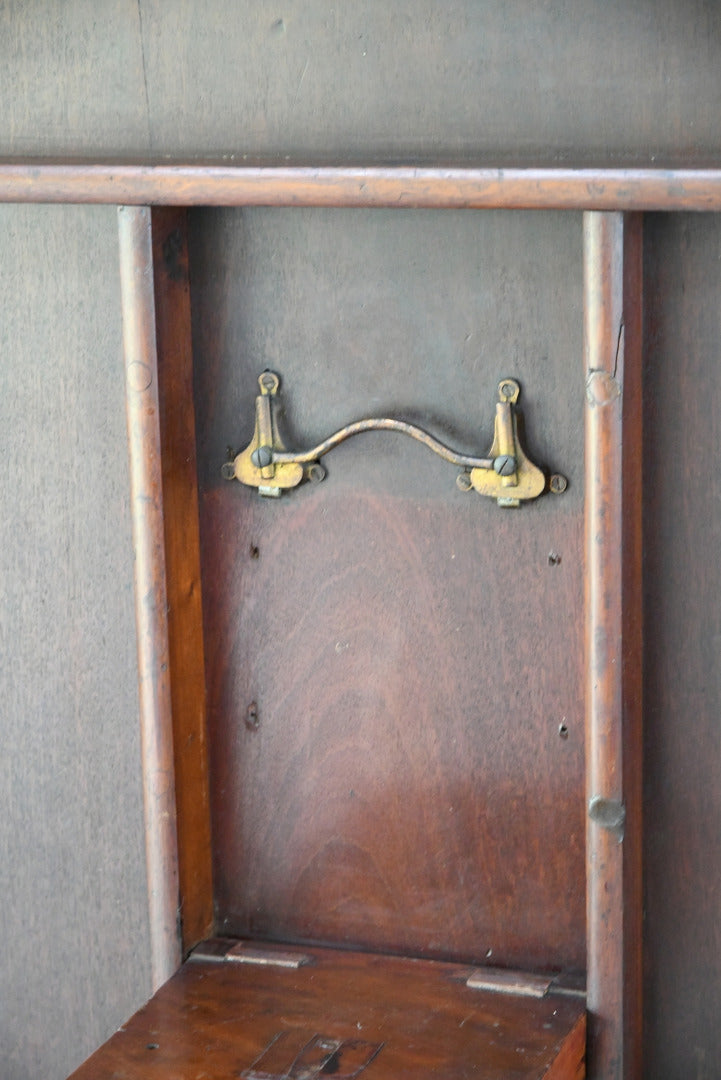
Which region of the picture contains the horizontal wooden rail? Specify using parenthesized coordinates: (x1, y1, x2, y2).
(3, 161, 721, 209)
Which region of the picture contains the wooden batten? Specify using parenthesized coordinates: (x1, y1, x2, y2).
(2, 161, 721, 209)
(583, 211, 643, 1079)
(118, 205, 182, 989)
(151, 207, 214, 953)
(621, 215, 644, 1080)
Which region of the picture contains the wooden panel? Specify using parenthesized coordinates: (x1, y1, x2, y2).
(642, 214, 721, 1078)
(190, 207, 585, 972)
(68, 942, 585, 1080)
(152, 207, 214, 952)
(0, 205, 152, 1077)
(2, 1, 721, 164)
(4, 7, 721, 1076)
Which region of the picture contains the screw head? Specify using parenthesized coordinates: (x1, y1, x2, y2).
(259, 371, 279, 393)
(494, 454, 516, 476)
(456, 472, 473, 492)
(251, 446, 273, 468)
(307, 462, 326, 484)
(550, 473, 568, 494)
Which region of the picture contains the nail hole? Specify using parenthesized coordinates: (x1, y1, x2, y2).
(558, 722, 569, 740)
(250, 544, 260, 560)
(548, 552, 561, 566)
(146, 1043, 159, 1051)
(246, 703, 260, 731)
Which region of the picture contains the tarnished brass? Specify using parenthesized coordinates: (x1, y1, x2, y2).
(221, 372, 304, 497)
(467, 378, 547, 507)
(223, 371, 563, 506)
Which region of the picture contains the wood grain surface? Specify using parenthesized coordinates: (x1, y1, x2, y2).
(3, 6, 721, 1078)
(2, 1, 720, 164)
(190, 207, 585, 972)
(0, 205, 152, 1078)
(582, 213, 644, 1079)
(642, 213, 721, 1078)
(7, 162, 721, 210)
(621, 217, 644, 1080)
(67, 941, 586, 1080)
(153, 207, 215, 953)
(118, 205, 182, 989)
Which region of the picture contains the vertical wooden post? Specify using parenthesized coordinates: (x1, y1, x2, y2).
(151, 207, 214, 953)
(583, 211, 643, 1079)
(118, 205, 182, 990)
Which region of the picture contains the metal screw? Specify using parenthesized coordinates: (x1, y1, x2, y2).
(245, 703, 260, 731)
(251, 446, 273, 468)
(307, 462, 326, 484)
(494, 454, 516, 476)
(558, 721, 569, 740)
(550, 473, 568, 494)
(500, 381, 516, 398)
(260, 371, 278, 391)
(456, 472, 473, 492)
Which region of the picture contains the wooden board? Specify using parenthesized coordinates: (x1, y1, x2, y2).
(190, 207, 585, 972)
(0, 204, 152, 1077)
(3, 2, 721, 164)
(4, 6, 721, 1077)
(642, 212, 721, 1076)
(68, 941, 585, 1080)
(153, 207, 214, 953)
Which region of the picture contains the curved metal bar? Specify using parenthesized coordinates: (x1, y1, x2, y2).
(271, 417, 494, 471)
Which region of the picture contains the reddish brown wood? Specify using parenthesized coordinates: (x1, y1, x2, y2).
(190, 205, 586, 975)
(67, 941, 585, 1079)
(583, 212, 643, 1079)
(118, 205, 181, 989)
(620, 215, 644, 1080)
(3, 161, 721, 209)
(151, 207, 214, 954)
(201, 490, 584, 971)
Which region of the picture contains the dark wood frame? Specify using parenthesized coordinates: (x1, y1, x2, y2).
(9, 158, 711, 1079)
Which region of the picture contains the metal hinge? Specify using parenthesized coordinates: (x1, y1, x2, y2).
(465, 966, 586, 1000)
(189, 938, 313, 969)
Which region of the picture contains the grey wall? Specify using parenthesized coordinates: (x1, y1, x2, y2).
(0, 206, 151, 1079)
(2, 0, 721, 163)
(1, 3, 721, 1078)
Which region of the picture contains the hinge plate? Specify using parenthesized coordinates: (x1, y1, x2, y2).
(190, 938, 313, 969)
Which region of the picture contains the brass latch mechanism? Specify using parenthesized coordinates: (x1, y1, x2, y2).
(222, 371, 567, 507)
